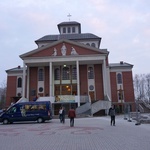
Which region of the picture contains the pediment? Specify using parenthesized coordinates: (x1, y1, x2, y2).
(20, 39, 108, 59)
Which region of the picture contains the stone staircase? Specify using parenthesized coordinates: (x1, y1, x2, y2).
(76, 94, 111, 116)
(130, 112, 150, 124)
(76, 102, 91, 115)
(91, 100, 111, 115)
(139, 100, 150, 113)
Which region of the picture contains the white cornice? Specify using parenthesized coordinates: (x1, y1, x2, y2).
(23, 54, 106, 64)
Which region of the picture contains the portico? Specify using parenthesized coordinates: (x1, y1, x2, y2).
(21, 42, 109, 108)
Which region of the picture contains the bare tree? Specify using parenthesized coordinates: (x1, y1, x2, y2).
(134, 74, 141, 100)
(134, 74, 146, 100)
(0, 80, 6, 109)
(145, 74, 150, 102)
(134, 73, 150, 102)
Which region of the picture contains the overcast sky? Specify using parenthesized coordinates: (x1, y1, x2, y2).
(0, 0, 150, 85)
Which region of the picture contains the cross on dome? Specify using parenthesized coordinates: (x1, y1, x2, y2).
(67, 13, 72, 21)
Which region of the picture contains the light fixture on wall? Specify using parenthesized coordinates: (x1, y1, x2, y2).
(63, 64, 66, 67)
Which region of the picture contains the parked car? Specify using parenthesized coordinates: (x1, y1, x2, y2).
(0, 101, 52, 124)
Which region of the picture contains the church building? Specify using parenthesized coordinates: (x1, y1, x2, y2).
(5, 21, 135, 115)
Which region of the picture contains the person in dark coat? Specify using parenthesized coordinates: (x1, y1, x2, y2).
(61, 107, 65, 124)
(59, 107, 63, 123)
(68, 107, 76, 127)
(109, 105, 116, 126)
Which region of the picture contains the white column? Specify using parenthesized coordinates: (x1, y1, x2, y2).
(102, 59, 107, 96)
(49, 62, 53, 97)
(26, 66, 30, 99)
(22, 61, 26, 98)
(76, 60, 80, 106)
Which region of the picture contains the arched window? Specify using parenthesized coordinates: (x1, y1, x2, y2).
(38, 68, 44, 81)
(88, 67, 94, 79)
(72, 66, 77, 80)
(117, 73, 122, 84)
(91, 43, 96, 47)
(62, 67, 70, 80)
(17, 77, 22, 87)
(54, 68, 60, 80)
(86, 43, 90, 46)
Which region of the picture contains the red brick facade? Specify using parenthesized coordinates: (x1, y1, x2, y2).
(6, 76, 17, 107)
(5, 22, 135, 113)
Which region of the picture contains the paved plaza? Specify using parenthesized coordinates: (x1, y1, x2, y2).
(0, 115, 150, 150)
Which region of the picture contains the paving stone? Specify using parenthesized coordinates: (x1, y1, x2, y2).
(0, 115, 150, 150)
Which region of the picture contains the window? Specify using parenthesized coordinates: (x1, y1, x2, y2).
(72, 27, 75, 33)
(55, 85, 60, 95)
(38, 68, 44, 81)
(63, 27, 66, 33)
(88, 67, 94, 79)
(68, 27, 71, 33)
(72, 66, 77, 80)
(72, 84, 77, 95)
(91, 43, 96, 47)
(117, 73, 122, 84)
(118, 91, 124, 100)
(62, 67, 70, 80)
(62, 85, 71, 95)
(54, 68, 60, 80)
(86, 43, 90, 46)
(17, 77, 22, 87)
(9, 107, 17, 113)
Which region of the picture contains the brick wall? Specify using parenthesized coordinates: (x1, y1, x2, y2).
(94, 64, 104, 100)
(110, 72, 118, 102)
(6, 76, 17, 107)
(44, 66, 50, 96)
(29, 67, 38, 100)
(122, 71, 135, 102)
(79, 65, 88, 95)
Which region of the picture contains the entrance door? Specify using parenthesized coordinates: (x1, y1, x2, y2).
(89, 91, 95, 101)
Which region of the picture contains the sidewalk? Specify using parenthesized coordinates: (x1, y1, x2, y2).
(0, 115, 150, 150)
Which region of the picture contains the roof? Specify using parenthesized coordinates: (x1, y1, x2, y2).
(109, 62, 133, 68)
(57, 21, 81, 33)
(57, 21, 81, 26)
(6, 66, 23, 73)
(35, 33, 101, 43)
(20, 39, 109, 58)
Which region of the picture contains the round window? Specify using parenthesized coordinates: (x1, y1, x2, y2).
(39, 87, 43, 92)
(89, 85, 94, 90)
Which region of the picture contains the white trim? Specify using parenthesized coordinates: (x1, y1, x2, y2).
(22, 62, 26, 98)
(110, 68, 132, 72)
(76, 60, 80, 106)
(49, 62, 53, 97)
(27, 67, 29, 99)
(102, 59, 107, 96)
(23, 55, 106, 64)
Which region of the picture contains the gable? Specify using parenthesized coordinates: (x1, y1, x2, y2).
(20, 39, 108, 58)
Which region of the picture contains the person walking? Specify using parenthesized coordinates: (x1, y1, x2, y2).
(61, 107, 65, 124)
(59, 107, 63, 123)
(109, 105, 116, 126)
(68, 106, 76, 127)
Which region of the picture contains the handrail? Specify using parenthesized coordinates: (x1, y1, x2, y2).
(106, 94, 111, 102)
(139, 104, 144, 113)
(140, 99, 150, 109)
